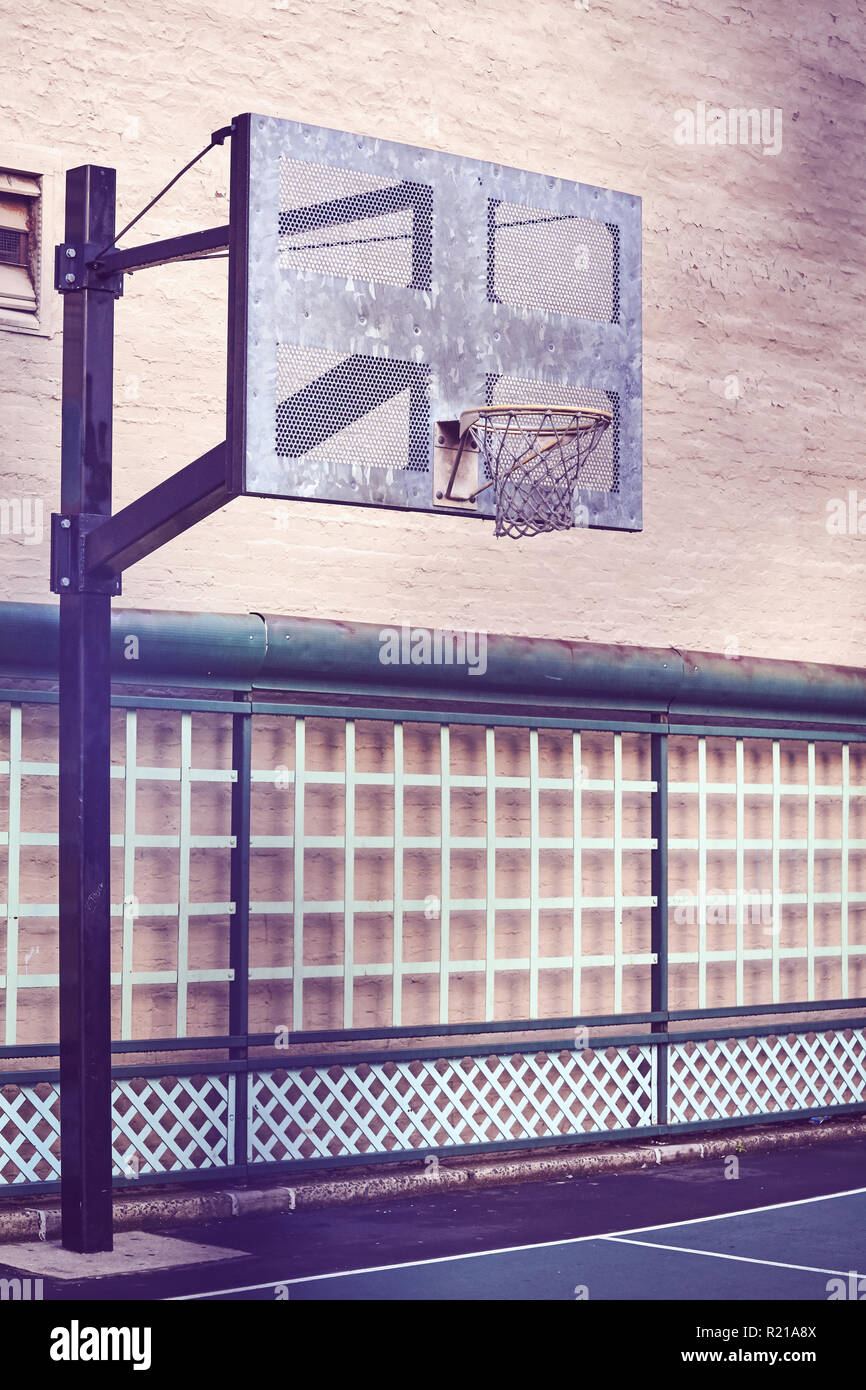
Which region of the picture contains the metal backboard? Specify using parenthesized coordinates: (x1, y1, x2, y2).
(228, 112, 642, 530)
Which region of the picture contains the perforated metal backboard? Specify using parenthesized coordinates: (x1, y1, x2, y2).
(227, 112, 642, 530)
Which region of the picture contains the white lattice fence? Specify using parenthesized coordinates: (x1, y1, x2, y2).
(248, 1045, 656, 1162)
(112, 1073, 235, 1177)
(0, 1072, 235, 1185)
(667, 1028, 866, 1124)
(0, 1082, 61, 1183)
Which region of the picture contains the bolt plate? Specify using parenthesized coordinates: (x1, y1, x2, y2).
(432, 420, 479, 510)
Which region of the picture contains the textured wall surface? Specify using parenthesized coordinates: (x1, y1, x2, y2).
(2, 3, 866, 1078)
(0, 0, 865, 663)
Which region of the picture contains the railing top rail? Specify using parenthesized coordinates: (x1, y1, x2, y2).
(2, 601, 866, 726)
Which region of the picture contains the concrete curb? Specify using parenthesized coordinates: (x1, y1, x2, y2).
(0, 1115, 863, 1243)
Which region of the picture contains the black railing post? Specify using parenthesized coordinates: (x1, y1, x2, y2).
(229, 698, 252, 1173)
(650, 724, 669, 1128)
(57, 165, 117, 1251)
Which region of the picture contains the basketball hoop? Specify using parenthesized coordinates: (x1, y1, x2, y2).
(442, 405, 613, 538)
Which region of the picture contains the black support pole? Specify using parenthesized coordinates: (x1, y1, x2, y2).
(58, 165, 117, 1252)
(229, 699, 252, 1173)
(650, 725, 669, 1127)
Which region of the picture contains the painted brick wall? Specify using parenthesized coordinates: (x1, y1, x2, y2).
(1, 0, 865, 663)
(1, 4, 865, 1069)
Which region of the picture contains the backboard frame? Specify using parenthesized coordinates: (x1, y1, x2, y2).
(227, 112, 642, 531)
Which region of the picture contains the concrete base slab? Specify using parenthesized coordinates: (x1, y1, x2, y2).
(0, 1230, 245, 1280)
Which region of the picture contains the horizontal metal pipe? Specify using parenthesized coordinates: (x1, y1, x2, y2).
(256, 615, 866, 721)
(0, 601, 264, 688)
(1, 600, 866, 720)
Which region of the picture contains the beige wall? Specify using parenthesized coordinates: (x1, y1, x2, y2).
(2, 3, 866, 1087)
(1, 0, 864, 663)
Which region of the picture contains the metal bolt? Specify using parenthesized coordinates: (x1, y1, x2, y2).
(65, 272, 76, 285)
(60, 517, 71, 529)
(60, 577, 70, 588)
(65, 247, 76, 259)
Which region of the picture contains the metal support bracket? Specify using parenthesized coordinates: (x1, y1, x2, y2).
(54, 243, 124, 297)
(50, 514, 122, 595)
(432, 419, 479, 510)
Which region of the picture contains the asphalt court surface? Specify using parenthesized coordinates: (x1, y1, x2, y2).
(1, 1135, 863, 1300)
(180, 1187, 866, 1300)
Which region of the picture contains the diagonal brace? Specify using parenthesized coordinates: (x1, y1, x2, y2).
(89, 224, 230, 276)
(84, 442, 232, 580)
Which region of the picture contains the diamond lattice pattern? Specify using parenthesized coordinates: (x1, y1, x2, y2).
(668, 1029, 866, 1123)
(248, 1047, 655, 1162)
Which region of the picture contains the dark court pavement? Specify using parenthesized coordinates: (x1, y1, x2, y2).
(1, 1135, 863, 1300)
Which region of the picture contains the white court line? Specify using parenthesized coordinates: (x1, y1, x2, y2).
(605, 1236, 859, 1280)
(168, 1184, 866, 1300)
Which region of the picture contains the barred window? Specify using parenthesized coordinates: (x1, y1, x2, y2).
(0, 170, 39, 316)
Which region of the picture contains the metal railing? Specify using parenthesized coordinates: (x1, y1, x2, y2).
(1, 603, 865, 1192)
